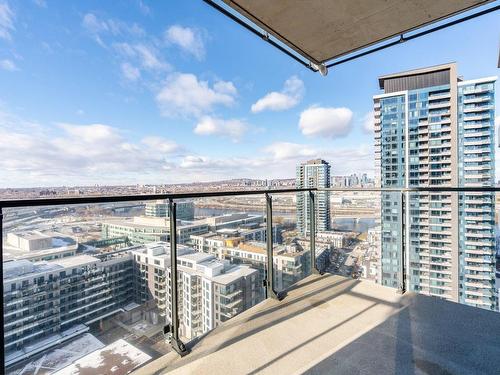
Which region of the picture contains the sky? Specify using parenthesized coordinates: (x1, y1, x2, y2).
(0, 0, 499, 188)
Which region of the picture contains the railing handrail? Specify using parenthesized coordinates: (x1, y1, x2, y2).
(0, 188, 315, 208)
(322, 187, 500, 192)
(1, 186, 498, 208)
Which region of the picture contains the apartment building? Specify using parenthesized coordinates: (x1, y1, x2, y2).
(130, 242, 262, 341)
(199, 213, 264, 231)
(3, 252, 133, 366)
(217, 242, 311, 291)
(145, 200, 195, 221)
(190, 223, 281, 255)
(296, 159, 331, 235)
(315, 231, 352, 248)
(374, 63, 496, 310)
(4, 231, 78, 262)
(101, 216, 209, 245)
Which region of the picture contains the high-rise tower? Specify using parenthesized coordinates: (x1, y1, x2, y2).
(296, 159, 331, 235)
(374, 63, 496, 310)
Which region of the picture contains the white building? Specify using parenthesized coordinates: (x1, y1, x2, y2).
(130, 242, 262, 341)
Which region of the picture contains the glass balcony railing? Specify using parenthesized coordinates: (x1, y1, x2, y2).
(1, 186, 499, 373)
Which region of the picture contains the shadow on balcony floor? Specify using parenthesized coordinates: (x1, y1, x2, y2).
(133, 274, 500, 375)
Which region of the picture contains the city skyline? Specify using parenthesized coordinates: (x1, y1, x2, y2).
(0, 1, 499, 187)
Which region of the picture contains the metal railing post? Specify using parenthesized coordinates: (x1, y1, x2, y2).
(309, 191, 320, 275)
(398, 192, 406, 294)
(167, 199, 189, 356)
(265, 193, 285, 300)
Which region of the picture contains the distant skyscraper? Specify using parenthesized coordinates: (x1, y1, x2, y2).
(374, 63, 496, 310)
(296, 159, 331, 235)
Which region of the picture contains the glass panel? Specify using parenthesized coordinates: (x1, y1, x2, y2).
(323, 190, 383, 283)
(2, 200, 172, 374)
(180, 195, 266, 340)
(272, 191, 311, 293)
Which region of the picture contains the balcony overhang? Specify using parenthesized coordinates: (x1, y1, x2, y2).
(204, 0, 498, 74)
(133, 274, 500, 374)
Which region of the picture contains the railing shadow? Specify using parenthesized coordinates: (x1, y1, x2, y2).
(161, 274, 406, 373)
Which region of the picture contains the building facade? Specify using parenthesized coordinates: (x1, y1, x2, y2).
(3, 253, 133, 365)
(217, 242, 311, 292)
(131, 242, 262, 340)
(102, 216, 209, 245)
(374, 63, 496, 310)
(145, 200, 195, 221)
(296, 159, 331, 235)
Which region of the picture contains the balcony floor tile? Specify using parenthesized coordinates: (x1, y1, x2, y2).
(133, 274, 500, 375)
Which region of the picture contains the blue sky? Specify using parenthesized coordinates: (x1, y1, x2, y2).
(0, 0, 499, 187)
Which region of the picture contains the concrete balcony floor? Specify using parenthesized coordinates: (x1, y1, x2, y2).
(133, 274, 500, 375)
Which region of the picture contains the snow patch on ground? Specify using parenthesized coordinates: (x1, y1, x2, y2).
(54, 339, 151, 375)
(12, 334, 104, 375)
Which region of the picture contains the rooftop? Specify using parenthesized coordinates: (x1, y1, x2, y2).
(132, 273, 500, 375)
(4, 254, 100, 281)
(210, 264, 257, 284)
(8, 231, 49, 241)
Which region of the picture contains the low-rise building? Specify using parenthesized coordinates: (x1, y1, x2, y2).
(217, 242, 310, 291)
(101, 216, 209, 245)
(200, 213, 264, 231)
(4, 231, 78, 262)
(190, 223, 281, 255)
(3, 252, 133, 366)
(316, 231, 353, 248)
(7, 232, 54, 251)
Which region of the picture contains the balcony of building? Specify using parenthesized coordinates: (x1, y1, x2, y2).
(133, 272, 500, 375)
(2, 1, 500, 374)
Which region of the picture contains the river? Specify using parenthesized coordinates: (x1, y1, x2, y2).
(195, 207, 378, 233)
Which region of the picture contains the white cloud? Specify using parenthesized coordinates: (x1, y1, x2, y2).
(362, 111, 374, 133)
(213, 80, 237, 95)
(133, 43, 168, 71)
(82, 13, 108, 34)
(172, 141, 373, 182)
(82, 13, 145, 37)
(251, 76, 304, 113)
(82, 13, 145, 47)
(57, 123, 121, 144)
(156, 73, 237, 117)
(179, 155, 208, 169)
(165, 25, 205, 60)
(0, 110, 183, 186)
(82, 13, 173, 86)
(0, 58, 17, 71)
(299, 106, 353, 138)
(0, 1, 14, 41)
(121, 62, 141, 81)
(194, 116, 247, 142)
(141, 136, 180, 153)
(262, 142, 316, 160)
(177, 155, 263, 176)
(114, 42, 170, 74)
